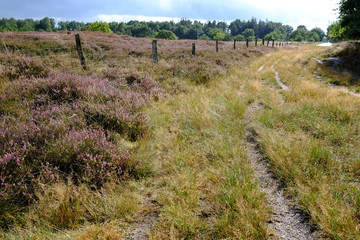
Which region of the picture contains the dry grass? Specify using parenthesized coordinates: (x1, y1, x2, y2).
(251, 44, 360, 239)
(136, 73, 272, 239)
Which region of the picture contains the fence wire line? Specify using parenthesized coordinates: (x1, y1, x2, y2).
(0, 37, 303, 72)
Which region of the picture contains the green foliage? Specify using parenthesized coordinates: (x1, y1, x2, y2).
(289, 29, 306, 41)
(234, 34, 245, 41)
(242, 28, 255, 40)
(289, 26, 321, 42)
(155, 29, 178, 40)
(247, 36, 255, 41)
(327, 21, 346, 42)
(207, 28, 225, 40)
(339, 0, 360, 39)
(128, 21, 150, 37)
(311, 27, 326, 41)
(223, 34, 233, 41)
(264, 30, 282, 41)
(89, 21, 113, 33)
(306, 31, 320, 42)
(297, 25, 308, 31)
(36, 17, 55, 32)
(213, 32, 226, 41)
(199, 34, 211, 40)
(0, 16, 304, 42)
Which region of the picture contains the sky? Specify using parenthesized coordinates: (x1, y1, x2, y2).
(1, 0, 340, 31)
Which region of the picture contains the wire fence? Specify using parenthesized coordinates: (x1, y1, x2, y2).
(0, 33, 304, 71)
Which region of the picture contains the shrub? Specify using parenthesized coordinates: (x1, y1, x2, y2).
(46, 128, 131, 185)
(83, 102, 148, 141)
(2, 55, 49, 80)
(89, 22, 113, 33)
(155, 30, 178, 40)
(0, 72, 154, 204)
(234, 35, 245, 41)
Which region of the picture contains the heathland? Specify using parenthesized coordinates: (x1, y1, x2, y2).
(1, 31, 360, 239)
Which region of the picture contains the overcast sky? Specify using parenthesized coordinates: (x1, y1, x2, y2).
(1, 0, 339, 31)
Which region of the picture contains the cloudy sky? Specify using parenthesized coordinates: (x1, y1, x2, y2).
(1, 0, 339, 31)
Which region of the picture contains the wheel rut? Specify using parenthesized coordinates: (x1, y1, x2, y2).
(271, 65, 289, 90)
(243, 101, 320, 240)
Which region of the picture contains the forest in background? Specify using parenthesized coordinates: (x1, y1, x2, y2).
(0, 17, 327, 42)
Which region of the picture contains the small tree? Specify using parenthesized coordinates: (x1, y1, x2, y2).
(89, 22, 113, 33)
(155, 30, 178, 40)
(242, 29, 255, 40)
(213, 32, 226, 41)
(234, 34, 245, 41)
(264, 30, 282, 41)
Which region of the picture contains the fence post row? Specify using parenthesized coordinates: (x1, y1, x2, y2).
(152, 40, 158, 64)
(192, 43, 196, 56)
(75, 34, 87, 70)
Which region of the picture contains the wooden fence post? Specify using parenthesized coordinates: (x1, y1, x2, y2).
(255, 38, 258, 47)
(233, 39, 236, 49)
(152, 40, 158, 64)
(216, 40, 219, 52)
(75, 34, 87, 70)
(267, 40, 270, 47)
(262, 39, 265, 46)
(192, 43, 196, 56)
(272, 40, 275, 47)
(246, 39, 249, 48)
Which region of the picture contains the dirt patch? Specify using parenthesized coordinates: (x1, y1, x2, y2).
(125, 194, 160, 240)
(125, 212, 159, 240)
(271, 65, 289, 90)
(258, 65, 265, 72)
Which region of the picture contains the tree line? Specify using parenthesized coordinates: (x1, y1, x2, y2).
(0, 17, 326, 42)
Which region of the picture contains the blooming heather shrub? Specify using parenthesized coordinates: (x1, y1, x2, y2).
(0, 116, 42, 202)
(124, 72, 165, 100)
(100, 70, 165, 101)
(1, 55, 49, 80)
(83, 102, 148, 141)
(1, 73, 118, 105)
(0, 72, 153, 204)
(46, 128, 131, 185)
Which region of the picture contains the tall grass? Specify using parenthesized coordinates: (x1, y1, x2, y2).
(251, 45, 360, 239)
(139, 72, 271, 239)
